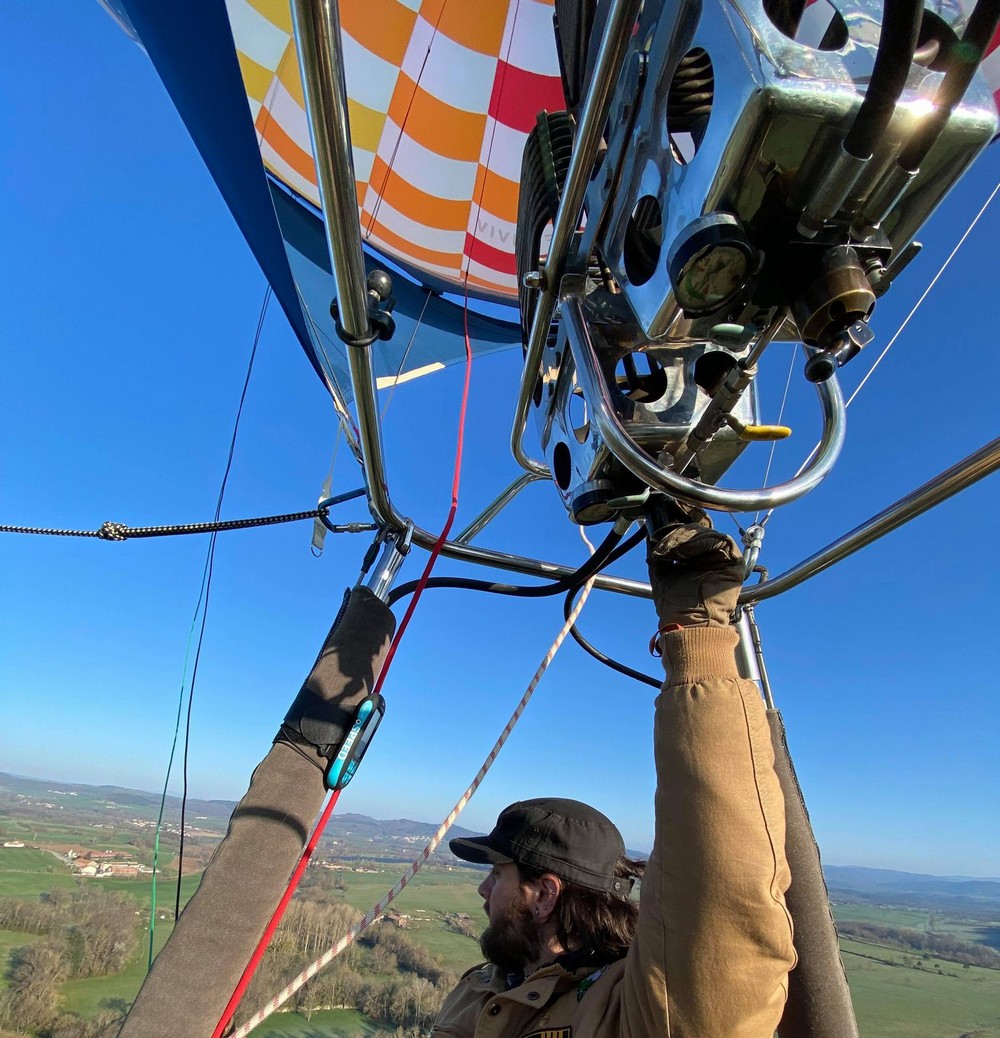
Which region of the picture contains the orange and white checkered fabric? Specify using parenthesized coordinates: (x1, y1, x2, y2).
(226, 0, 564, 300)
(227, 0, 1000, 301)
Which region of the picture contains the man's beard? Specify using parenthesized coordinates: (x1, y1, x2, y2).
(480, 892, 540, 974)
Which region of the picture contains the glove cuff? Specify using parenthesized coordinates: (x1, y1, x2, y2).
(659, 626, 740, 685)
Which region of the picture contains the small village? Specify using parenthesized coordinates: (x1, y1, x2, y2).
(1, 837, 152, 877)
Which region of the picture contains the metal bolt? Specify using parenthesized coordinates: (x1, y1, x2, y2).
(522, 270, 546, 290)
(864, 257, 887, 291)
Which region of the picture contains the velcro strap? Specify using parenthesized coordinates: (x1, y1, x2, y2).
(279, 687, 354, 758)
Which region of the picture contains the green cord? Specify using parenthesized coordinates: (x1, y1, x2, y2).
(147, 572, 210, 970)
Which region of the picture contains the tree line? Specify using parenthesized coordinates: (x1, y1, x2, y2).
(234, 897, 461, 1034)
(837, 921, 1000, 969)
(0, 887, 137, 1036)
(0, 877, 466, 1037)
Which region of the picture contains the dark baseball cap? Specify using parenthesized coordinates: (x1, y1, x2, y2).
(449, 797, 633, 896)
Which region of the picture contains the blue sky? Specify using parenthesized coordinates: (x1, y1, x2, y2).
(3, 4, 999, 878)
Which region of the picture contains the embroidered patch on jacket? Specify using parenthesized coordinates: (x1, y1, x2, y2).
(576, 965, 610, 1001)
(522, 1029, 570, 1038)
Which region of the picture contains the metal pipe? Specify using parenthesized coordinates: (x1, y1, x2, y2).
(510, 0, 642, 477)
(798, 144, 870, 237)
(290, 0, 371, 339)
(742, 434, 1000, 603)
(738, 607, 775, 708)
(432, 530, 651, 597)
(455, 472, 546, 544)
(563, 291, 847, 512)
(364, 526, 412, 602)
(289, 0, 651, 599)
(346, 328, 402, 532)
(337, 329, 652, 593)
(856, 0, 1000, 231)
(332, 272, 654, 592)
(349, 323, 650, 592)
(290, 0, 403, 532)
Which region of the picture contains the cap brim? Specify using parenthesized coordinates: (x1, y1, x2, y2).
(449, 836, 514, 866)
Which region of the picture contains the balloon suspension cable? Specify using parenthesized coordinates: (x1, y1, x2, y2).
(380, 286, 432, 419)
(148, 286, 272, 961)
(844, 179, 1000, 411)
(753, 347, 798, 526)
(211, 289, 475, 1038)
(301, 299, 363, 452)
(229, 528, 602, 1038)
(760, 179, 999, 530)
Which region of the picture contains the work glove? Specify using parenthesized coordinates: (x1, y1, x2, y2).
(647, 520, 744, 630)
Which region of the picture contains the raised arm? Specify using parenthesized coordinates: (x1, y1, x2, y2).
(621, 522, 796, 1038)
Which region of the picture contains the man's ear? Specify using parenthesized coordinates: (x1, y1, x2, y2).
(532, 873, 564, 921)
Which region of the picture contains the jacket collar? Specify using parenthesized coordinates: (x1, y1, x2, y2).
(472, 944, 627, 997)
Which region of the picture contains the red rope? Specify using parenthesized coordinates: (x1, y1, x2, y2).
(211, 790, 342, 1037)
(372, 306, 473, 694)
(211, 305, 474, 1038)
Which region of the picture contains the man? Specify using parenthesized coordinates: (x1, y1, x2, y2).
(119, 520, 794, 1038)
(434, 522, 796, 1038)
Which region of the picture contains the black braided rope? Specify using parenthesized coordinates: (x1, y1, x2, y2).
(1, 508, 329, 541)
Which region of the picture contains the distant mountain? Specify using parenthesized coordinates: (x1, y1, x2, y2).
(0, 771, 236, 826)
(4, 772, 996, 904)
(0, 772, 481, 844)
(825, 864, 1000, 913)
(330, 811, 480, 841)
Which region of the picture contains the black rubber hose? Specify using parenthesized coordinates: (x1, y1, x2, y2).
(898, 0, 1000, 171)
(843, 0, 924, 159)
(563, 584, 662, 688)
(385, 526, 647, 608)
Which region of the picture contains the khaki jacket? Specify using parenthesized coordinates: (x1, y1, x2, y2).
(432, 626, 795, 1038)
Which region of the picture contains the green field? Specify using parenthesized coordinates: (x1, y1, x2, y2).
(1, 824, 158, 860)
(95, 872, 201, 907)
(842, 937, 1000, 1037)
(330, 864, 485, 917)
(0, 929, 42, 990)
(252, 1008, 392, 1036)
(329, 865, 485, 973)
(832, 902, 935, 930)
(0, 849, 199, 1023)
(0, 848, 200, 908)
(0, 848, 66, 873)
(3, 846, 999, 1037)
(831, 900, 1000, 942)
(59, 917, 179, 1019)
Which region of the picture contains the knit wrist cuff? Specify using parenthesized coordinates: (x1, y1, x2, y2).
(660, 626, 740, 684)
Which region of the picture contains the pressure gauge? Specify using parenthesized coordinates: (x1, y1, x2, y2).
(667, 214, 756, 317)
